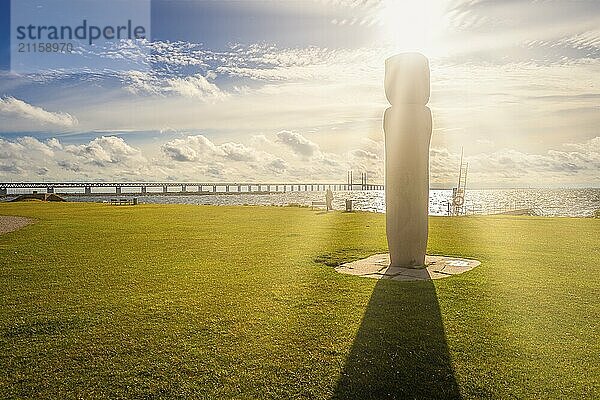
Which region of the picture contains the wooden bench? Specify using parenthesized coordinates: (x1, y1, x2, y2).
(109, 198, 138, 206)
(311, 201, 327, 210)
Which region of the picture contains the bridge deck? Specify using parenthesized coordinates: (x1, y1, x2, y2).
(0, 182, 384, 195)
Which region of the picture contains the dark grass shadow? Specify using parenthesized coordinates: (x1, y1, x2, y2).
(332, 279, 461, 400)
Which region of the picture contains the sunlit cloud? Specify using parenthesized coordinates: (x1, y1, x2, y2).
(0, 97, 78, 129)
(0, 1, 598, 187)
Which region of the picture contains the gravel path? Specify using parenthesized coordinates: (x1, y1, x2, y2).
(0, 216, 34, 235)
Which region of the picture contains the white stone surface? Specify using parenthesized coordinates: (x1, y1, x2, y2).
(384, 52, 432, 267)
(384, 105, 432, 267)
(335, 254, 480, 281)
(385, 53, 430, 106)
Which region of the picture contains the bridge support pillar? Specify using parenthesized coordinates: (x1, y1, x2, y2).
(141, 186, 147, 194)
(182, 185, 187, 193)
(0, 187, 6, 195)
(226, 185, 230, 193)
(85, 186, 91, 195)
(238, 185, 242, 192)
(47, 187, 54, 194)
(163, 186, 168, 194)
(213, 185, 217, 193)
(116, 187, 121, 195)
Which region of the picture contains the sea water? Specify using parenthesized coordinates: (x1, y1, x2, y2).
(54, 188, 600, 217)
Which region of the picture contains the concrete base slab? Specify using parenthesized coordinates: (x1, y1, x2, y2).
(335, 254, 480, 281)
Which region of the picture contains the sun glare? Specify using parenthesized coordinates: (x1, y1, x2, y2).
(378, 0, 447, 57)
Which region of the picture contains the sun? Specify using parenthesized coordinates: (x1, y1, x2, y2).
(377, 0, 447, 57)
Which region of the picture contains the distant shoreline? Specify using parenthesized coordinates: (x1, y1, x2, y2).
(1, 190, 332, 198)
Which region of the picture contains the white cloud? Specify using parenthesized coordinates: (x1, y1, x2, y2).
(65, 136, 145, 167)
(164, 75, 226, 99)
(125, 72, 226, 101)
(17, 136, 55, 157)
(0, 0, 598, 189)
(47, 138, 63, 150)
(220, 142, 258, 162)
(0, 97, 78, 128)
(161, 135, 223, 162)
(430, 136, 600, 187)
(276, 130, 321, 158)
(266, 157, 288, 174)
(350, 149, 378, 160)
(0, 134, 598, 187)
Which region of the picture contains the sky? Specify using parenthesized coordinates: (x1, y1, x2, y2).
(0, 0, 598, 188)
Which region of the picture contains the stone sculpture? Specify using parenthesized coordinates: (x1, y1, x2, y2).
(383, 53, 432, 267)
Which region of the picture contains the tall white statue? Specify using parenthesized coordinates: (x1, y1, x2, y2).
(384, 53, 432, 267)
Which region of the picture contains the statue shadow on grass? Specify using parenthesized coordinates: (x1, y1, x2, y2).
(332, 279, 461, 399)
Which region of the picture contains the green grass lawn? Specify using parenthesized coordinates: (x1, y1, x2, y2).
(0, 202, 598, 399)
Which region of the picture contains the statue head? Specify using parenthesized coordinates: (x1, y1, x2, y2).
(384, 52, 430, 106)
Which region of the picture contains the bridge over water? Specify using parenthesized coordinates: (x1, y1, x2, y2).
(0, 182, 384, 196)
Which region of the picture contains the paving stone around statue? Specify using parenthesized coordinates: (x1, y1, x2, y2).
(335, 254, 480, 281)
